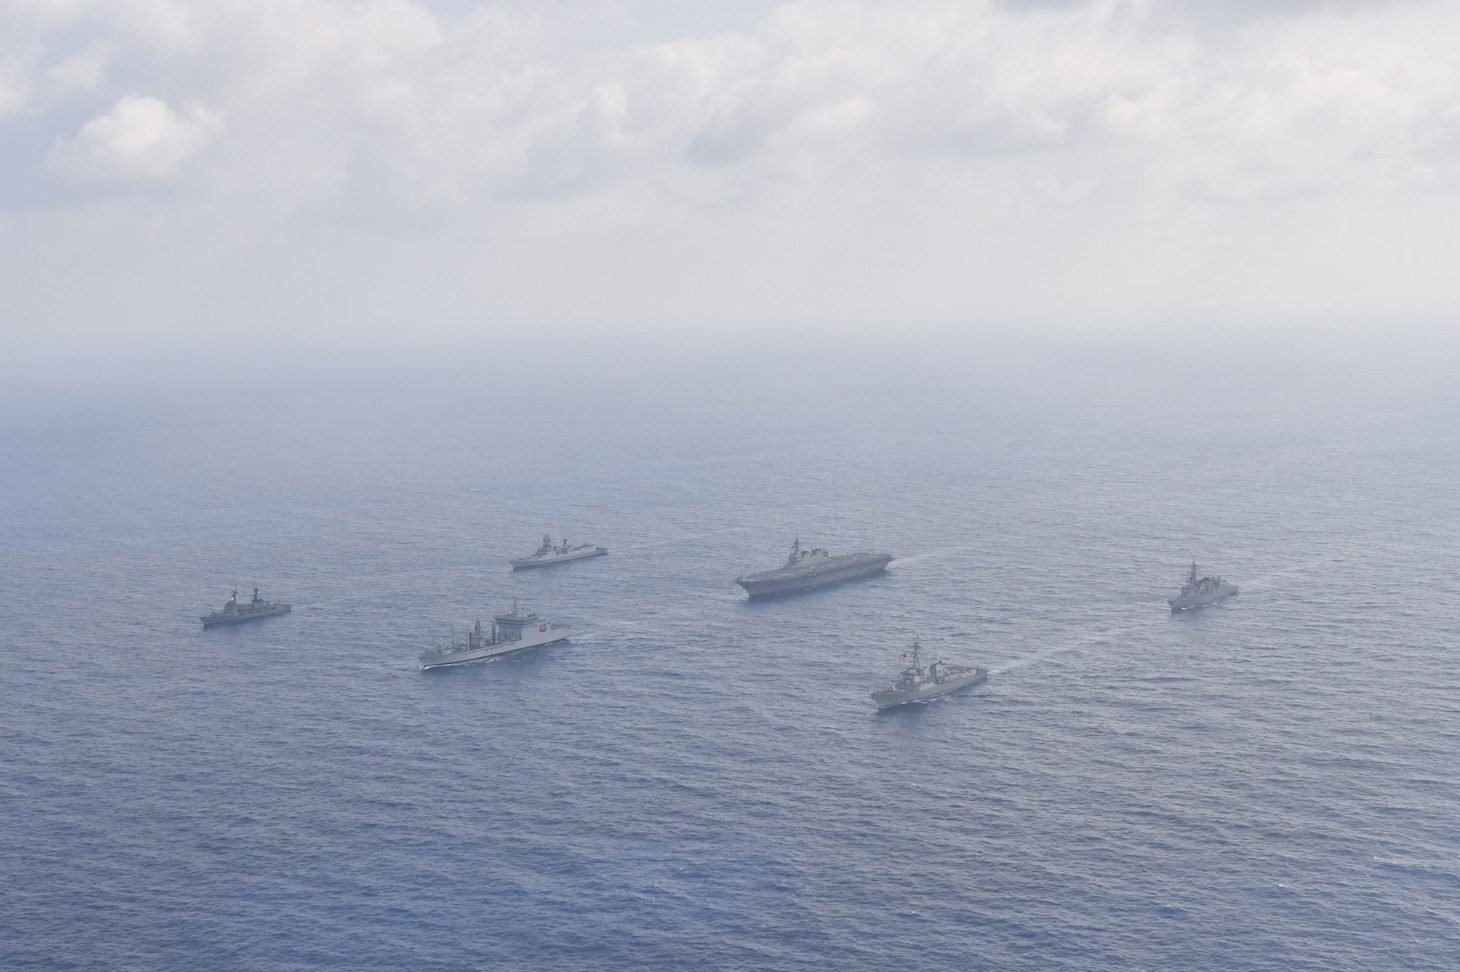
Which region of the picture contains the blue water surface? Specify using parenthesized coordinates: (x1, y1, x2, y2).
(2, 344, 1458, 970)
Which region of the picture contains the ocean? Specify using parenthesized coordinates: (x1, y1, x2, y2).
(2, 336, 1458, 970)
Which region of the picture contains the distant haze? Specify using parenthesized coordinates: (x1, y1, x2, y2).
(3, 0, 1460, 377)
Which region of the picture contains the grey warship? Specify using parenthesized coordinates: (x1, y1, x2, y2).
(201, 587, 291, 627)
(871, 639, 989, 710)
(1168, 561, 1238, 612)
(736, 538, 892, 598)
(510, 535, 608, 570)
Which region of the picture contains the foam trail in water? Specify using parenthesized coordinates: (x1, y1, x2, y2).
(887, 545, 983, 569)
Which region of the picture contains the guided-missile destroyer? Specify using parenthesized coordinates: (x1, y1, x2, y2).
(871, 640, 988, 710)
(1168, 561, 1238, 612)
(510, 535, 608, 570)
(201, 587, 291, 628)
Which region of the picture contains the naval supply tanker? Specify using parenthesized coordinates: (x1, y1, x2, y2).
(419, 604, 571, 669)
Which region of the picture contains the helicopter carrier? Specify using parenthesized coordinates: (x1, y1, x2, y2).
(736, 539, 892, 598)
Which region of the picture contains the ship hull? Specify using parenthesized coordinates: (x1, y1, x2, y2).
(737, 555, 892, 598)
(510, 547, 607, 569)
(1169, 586, 1239, 612)
(201, 606, 291, 627)
(419, 625, 571, 670)
(873, 668, 988, 710)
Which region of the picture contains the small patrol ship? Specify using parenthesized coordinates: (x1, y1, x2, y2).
(201, 587, 291, 627)
(1168, 561, 1239, 612)
(871, 639, 988, 710)
(509, 535, 608, 570)
(736, 538, 892, 598)
(419, 604, 571, 669)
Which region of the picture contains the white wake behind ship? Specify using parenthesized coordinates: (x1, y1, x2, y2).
(419, 604, 570, 670)
(509, 535, 608, 570)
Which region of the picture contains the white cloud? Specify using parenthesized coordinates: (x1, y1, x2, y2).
(0, 67, 26, 118)
(12, 0, 1460, 204)
(47, 45, 108, 93)
(47, 94, 223, 183)
(0, 0, 94, 20)
(4, 0, 1460, 361)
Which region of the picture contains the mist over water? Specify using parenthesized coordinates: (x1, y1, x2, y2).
(2, 333, 1458, 970)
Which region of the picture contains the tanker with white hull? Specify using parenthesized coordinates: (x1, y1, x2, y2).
(510, 535, 608, 569)
(872, 640, 988, 710)
(419, 604, 570, 669)
(736, 539, 892, 598)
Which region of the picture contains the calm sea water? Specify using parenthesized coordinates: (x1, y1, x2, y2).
(2, 340, 1458, 970)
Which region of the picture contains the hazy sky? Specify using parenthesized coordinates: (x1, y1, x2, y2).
(3, 0, 1459, 366)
